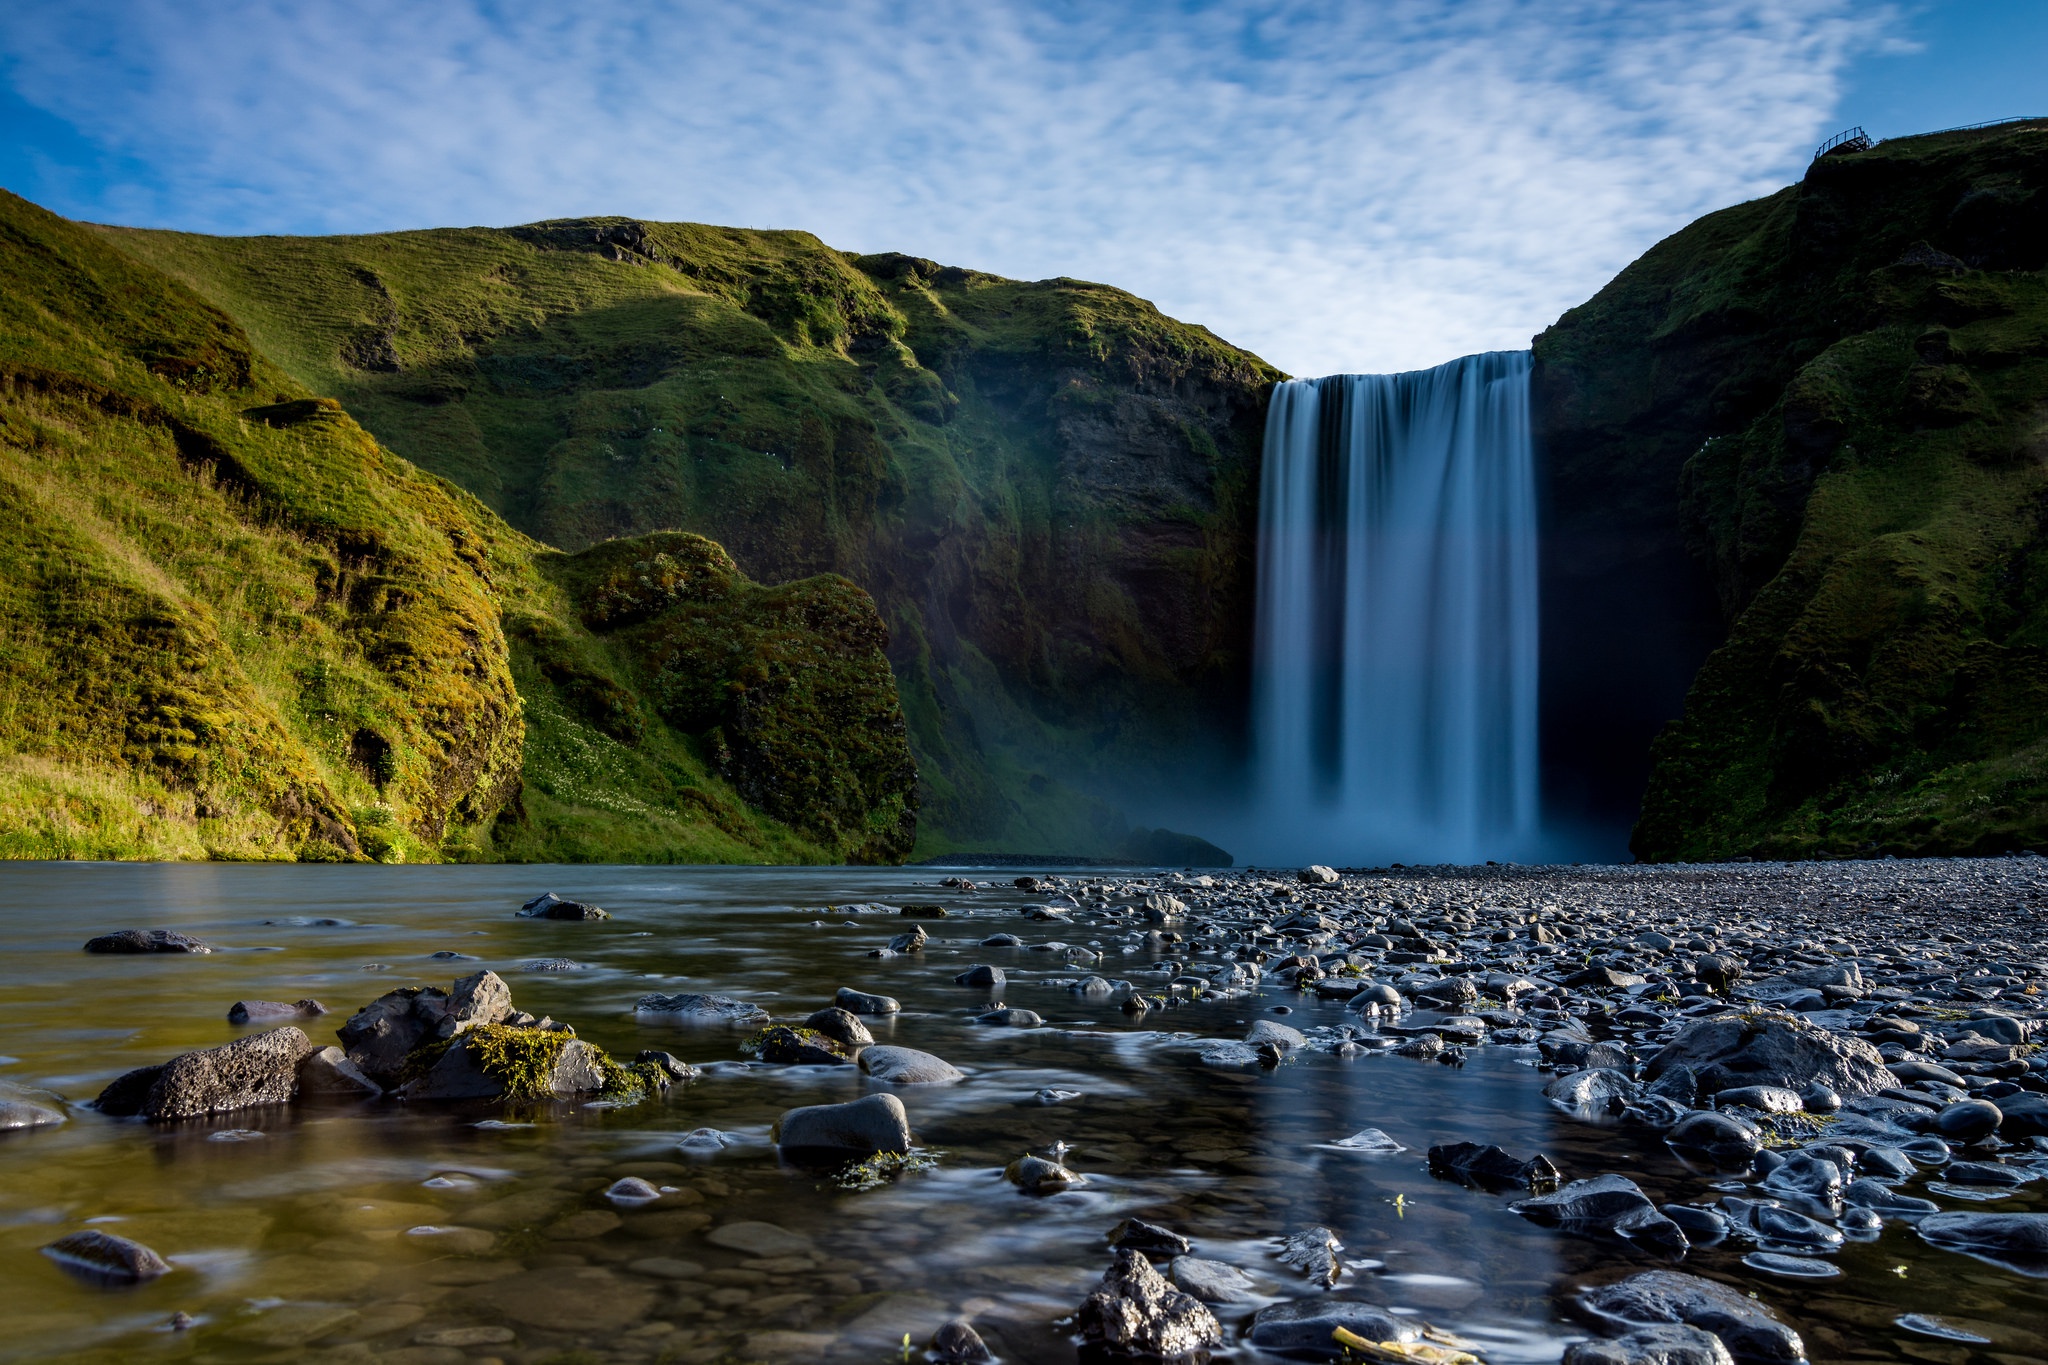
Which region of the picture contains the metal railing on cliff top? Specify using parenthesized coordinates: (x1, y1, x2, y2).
(1815, 116, 2047, 161)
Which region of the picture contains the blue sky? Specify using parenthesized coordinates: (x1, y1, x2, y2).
(2, 1, 2042, 375)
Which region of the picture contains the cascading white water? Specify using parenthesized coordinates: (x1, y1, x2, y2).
(1250, 351, 1538, 864)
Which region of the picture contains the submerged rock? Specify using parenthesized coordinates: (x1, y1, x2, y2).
(42, 1230, 172, 1282)
(633, 992, 769, 1025)
(1245, 1299, 1418, 1357)
(1006, 1153, 1085, 1194)
(749, 1025, 854, 1066)
(228, 999, 328, 1024)
(835, 986, 901, 1015)
(774, 1093, 911, 1154)
(1076, 1249, 1221, 1359)
(1564, 1325, 1735, 1365)
(930, 1319, 994, 1364)
(83, 929, 212, 954)
(1916, 1212, 2048, 1274)
(1512, 1175, 1689, 1254)
(0, 1089, 66, 1130)
(803, 1006, 875, 1048)
(1275, 1225, 1344, 1286)
(1171, 1257, 1261, 1305)
(1578, 1270, 1805, 1364)
(1428, 1141, 1562, 1190)
(859, 1046, 964, 1084)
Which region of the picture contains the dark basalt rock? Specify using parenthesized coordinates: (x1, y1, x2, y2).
(858, 1045, 963, 1084)
(1076, 1249, 1221, 1360)
(1512, 1175, 1689, 1254)
(930, 1319, 994, 1364)
(1564, 1325, 1735, 1365)
(1109, 1218, 1192, 1256)
(96, 1027, 313, 1121)
(1917, 1212, 2048, 1275)
(954, 964, 1003, 988)
(1274, 1226, 1344, 1286)
(339, 985, 449, 1087)
(750, 1025, 853, 1066)
(1643, 1013, 1890, 1099)
(834, 986, 901, 1015)
(1934, 1099, 2002, 1142)
(1006, 1153, 1085, 1194)
(83, 929, 212, 954)
(1428, 1141, 1563, 1191)
(518, 891, 609, 920)
(1245, 1299, 1418, 1357)
(1578, 1270, 1805, 1364)
(802, 1006, 875, 1048)
(227, 998, 327, 1024)
(42, 1230, 172, 1282)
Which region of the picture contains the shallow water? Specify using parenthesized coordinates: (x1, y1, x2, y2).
(0, 863, 2041, 1364)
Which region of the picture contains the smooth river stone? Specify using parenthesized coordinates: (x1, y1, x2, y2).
(468, 1266, 656, 1331)
(464, 1189, 578, 1229)
(548, 1209, 622, 1240)
(223, 1304, 362, 1346)
(706, 1220, 814, 1256)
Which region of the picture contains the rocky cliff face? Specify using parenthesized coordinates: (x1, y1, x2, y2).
(1537, 119, 2048, 858)
(111, 221, 1280, 855)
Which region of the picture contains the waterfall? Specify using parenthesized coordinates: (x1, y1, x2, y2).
(1250, 351, 1538, 864)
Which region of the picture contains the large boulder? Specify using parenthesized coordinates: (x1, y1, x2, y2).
(83, 929, 212, 954)
(439, 970, 513, 1037)
(1642, 1013, 1889, 1098)
(97, 1027, 313, 1121)
(774, 1093, 911, 1154)
(400, 1026, 608, 1101)
(1578, 1271, 1804, 1364)
(1076, 1250, 1221, 1359)
(518, 891, 609, 920)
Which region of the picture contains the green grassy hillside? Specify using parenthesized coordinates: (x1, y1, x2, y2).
(105, 218, 1281, 857)
(1537, 119, 2048, 859)
(0, 190, 911, 863)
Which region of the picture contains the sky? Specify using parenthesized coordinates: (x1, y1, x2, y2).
(2, 1, 2044, 377)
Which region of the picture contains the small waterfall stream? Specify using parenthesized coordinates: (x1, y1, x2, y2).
(1251, 351, 1538, 863)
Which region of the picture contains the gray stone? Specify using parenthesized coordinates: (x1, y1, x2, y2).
(859, 1045, 964, 1084)
(42, 1229, 172, 1281)
(930, 1319, 994, 1364)
(1298, 865, 1340, 884)
(83, 929, 212, 954)
(803, 1006, 875, 1047)
(1714, 1085, 1803, 1115)
(107, 1027, 314, 1121)
(978, 1007, 1042, 1027)
(1246, 1300, 1417, 1357)
(1643, 1014, 1890, 1099)
(1665, 1110, 1761, 1166)
(1579, 1271, 1805, 1364)
(1170, 1256, 1260, 1305)
(1244, 1019, 1308, 1052)
(1428, 1141, 1562, 1190)
(636, 1050, 700, 1084)
(1917, 1212, 2048, 1273)
(439, 970, 513, 1037)
(634, 992, 769, 1025)
(518, 892, 608, 920)
(1512, 1175, 1688, 1254)
(339, 985, 447, 1087)
(400, 1032, 607, 1101)
(1545, 1068, 1641, 1117)
(954, 964, 1004, 988)
(1006, 1153, 1085, 1193)
(775, 1093, 911, 1154)
(0, 1091, 66, 1130)
(1275, 1225, 1343, 1286)
(1564, 1325, 1735, 1365)
(1934, 1099, 2002, 1142)
(296, 1045, 382, 1098)
(1076, 1250, 1221, 1359)
(835, 986, 901, 1015)
(1110, 1219, 1191, 1256)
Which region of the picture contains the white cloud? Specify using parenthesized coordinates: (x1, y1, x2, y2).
(0, 0, 1895, 374)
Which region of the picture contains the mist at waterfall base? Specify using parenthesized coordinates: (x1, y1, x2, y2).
(1226, 351, 1563, 867)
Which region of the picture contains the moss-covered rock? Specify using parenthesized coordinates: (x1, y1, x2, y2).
(1537, 119, 2048, 859)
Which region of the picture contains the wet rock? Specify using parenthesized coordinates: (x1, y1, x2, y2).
(860, 1045, 964, 1084)
(1727, 1199, 1841, 1251)
(439, 970, 513, 1037)
(296, 1045, 383, 1098)
(634, 992, 770, 1025)
(1658, 1205, 1730, 1244)
(605, 1177, 662, 1207)
(978, 1007, 1043, 1027)
(466, 1265, 654, 1331)
(930, 1318, 994, 1364)
(339, 985, 449, 1086)
(1798, 1083, 1841, 1114)
(1643, 1013, 1890, 1099)
(774, 1093, 911, 1154)
(42, 1229, 172, 1281)
(228, 999, 327, 1024)
(518, 892, 609, 920)
(1142, 894, 1187, 924)
(1934, 1099, 2002, 1142)
(1917, 1212, 2048, 1273)
(1714, 1085, 1803, 1115)
(1567, 966, 1647, 990)
(1245, 1300, 1418, 1357)
(83, 929, 212, 954)
(1171, 1256, 1260, 1305)
(1110, 1218, 1192, 1256)
(1298, 865, 1340, 885)
(1564, 1325, 1735, 1365)
(1545, 1068, 1640, 1117)
(1512, 1175, 1688, 1254)
(0, 1093, 66, 1130)
(1275, 1225, 1344, 1286)
(1348, 983, 1402, 1011)
(1760, 1153, 1842, 1204)
(1077, 1249, 1221, 1359)
(1665, 1110, 1761, 1166)
(803, 1006, 875, 1048)
(954, 964, 1004, 988)
(1006, 1153, 1085, 1193)
(1394, 1033, 1444, 1061)
(835, 986, 901, 1015)
(636, 1050, 701, 1084)
(1413, 976, 1480, 1009)
(1888, 1059, 1965, 1088)
(1071, 975, 1114, 995)
(1244, 1019, 1308, 1053)
(1692, 955, 1743, 992)
(881, 926, 928, 955)
(98, 1026, 314, 1121)
(1996, 1093, 2048, 1140)
(982, 933, 1024, 947)
(751, 1025, 853, 1065)
(1579, 1270, 1805, 1364)
(1428, 1141, 1563, 1191)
